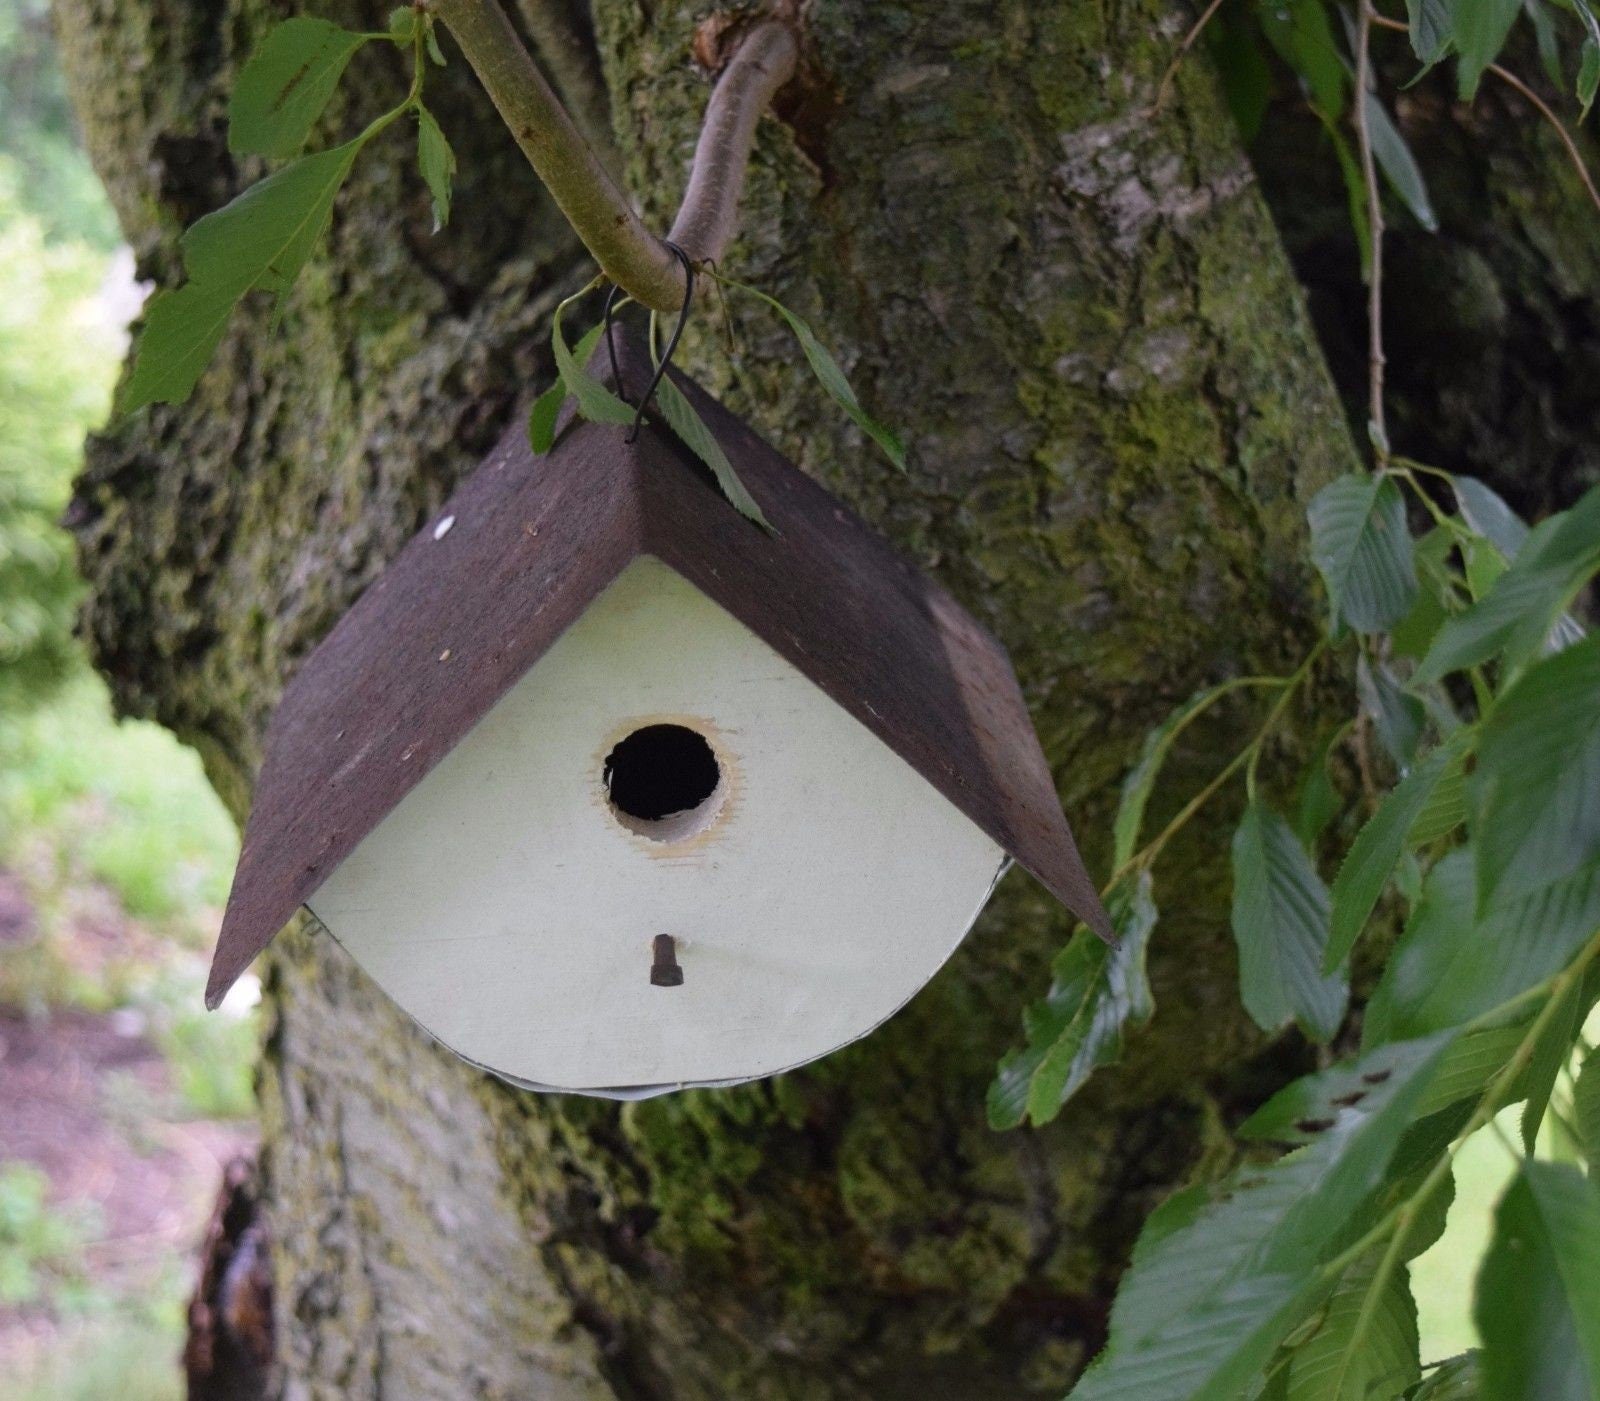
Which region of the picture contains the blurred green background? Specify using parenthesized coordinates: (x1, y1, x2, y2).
(0, 3, 250, 1396)
(0, 0, 1589, 1394)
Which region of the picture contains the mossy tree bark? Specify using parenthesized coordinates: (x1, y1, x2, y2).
(48, 0, 1489, 1395)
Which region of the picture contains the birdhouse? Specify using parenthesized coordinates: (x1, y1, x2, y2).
(206, 338, 1110, 1098)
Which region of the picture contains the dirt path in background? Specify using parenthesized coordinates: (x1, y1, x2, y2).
(0, 868, 255, 1369)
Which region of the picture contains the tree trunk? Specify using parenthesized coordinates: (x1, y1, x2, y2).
(56, 1, 1366, 1395)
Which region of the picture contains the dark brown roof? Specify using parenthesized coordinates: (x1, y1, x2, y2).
(207, 339, 1111, 1007)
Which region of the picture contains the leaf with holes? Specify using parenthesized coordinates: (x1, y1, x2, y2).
(229, 18, 370, 159)
(988, 873, 1156, 1129)
(1473, 633, 1600, 909)
(1308, 474, 1418, 635)
(1076, 1037, 1450, 1399)
(1475, 1161, 1600, 1399)
(121, 137, 370, 414)
(1231, 802, 1348, 1042)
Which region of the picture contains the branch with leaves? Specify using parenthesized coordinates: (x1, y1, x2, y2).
(992, 3, 1600, 1391)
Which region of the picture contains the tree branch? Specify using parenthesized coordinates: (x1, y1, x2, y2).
(429, 0, 798, 310)
(510, 0, 618, 171)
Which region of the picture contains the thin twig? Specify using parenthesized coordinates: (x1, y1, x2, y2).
(428, 0, 798, 309)
(1154, 0, 1228, 113)
(1370, 12, 1600, 215)
(1354, 1, 1388, 463)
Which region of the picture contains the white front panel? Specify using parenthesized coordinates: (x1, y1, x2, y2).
(308, 556, 1005, 1095)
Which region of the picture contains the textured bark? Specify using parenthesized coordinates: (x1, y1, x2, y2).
(57, 1, 1365, 1396)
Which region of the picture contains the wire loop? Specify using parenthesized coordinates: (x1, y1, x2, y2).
(602, 241, 695, 442)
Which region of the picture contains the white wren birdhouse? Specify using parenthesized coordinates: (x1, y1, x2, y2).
(207, 339, 1109, 1098)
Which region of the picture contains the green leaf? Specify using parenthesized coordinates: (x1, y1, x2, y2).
(1475, 1161, 1600, 1399)
(1295, 724, 1349, 847)
(424, 18, 447, 66)
(1453, 474, 1527, 556)
(717, 276, 906, 470)
(1358, 655, 1426, 772)
(1281, 1258, 1420, 1401)
(1454, 0, 1522, 100)
(1114, 684, 1243, 867)
(228, 18, 369, 160)
(1232, 803, 1348, 1042)
(1308, 475, 1418, 635)
(415, 106, 455, 231)
(988, 873, 1156, 1129)
(121, 137, 368, 414)
(1080, 1037, 1451, 1399)
(1416, 482, 1600, 685)
(1391, 528, 1454, 660)
(1364, 848, 1600, 1045)
(1365, 93, 1438, 232)
(651, 373, 774, 531)
(1326, 735, 1466, 973)
(1580, 38, 1599, 119)
(1208, 9, 1273, 140)
(551, 291, 636, 428)
(1322, 116, 1374, 275)
(1404, 736, 1468, 846)
(526, 323, 604, 454)
(1260, 0, 1349, 121)
(1519, 980, 1585, 1150)
(1473, 633, 1600, 910)
(1409, 1352, 1480, 1399)
(387, 6, 418, 43)
(1574, 1044, 1600, 1166)
(527, 382, 565, 454)
(1407, 0, 1456, 62)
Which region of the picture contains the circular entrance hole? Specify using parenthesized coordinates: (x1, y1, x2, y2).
(603, 724, 725, 841)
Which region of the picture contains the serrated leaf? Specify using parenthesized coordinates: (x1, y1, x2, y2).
(1409, 1352, 1480, 1399)
(526, 322, 604, 454)
(651, 373, 773, 531)
(1391, 528, 1454, 660)
(1519, 980, 1585, 1150)
(1115, 684, 1242, 867)
(1326, 735, 1466, 972)
(1416, 481, 1600, 684)
(1454, 0, 1522, 100)
(551, 292, 635, 428)
(1296, 724, 1349, 846)
(1364, 848, 1600, 1045)
(1574, 1044, 1600, 1166)
(1232, 803, 1348, 1042)
(1407, 0, 1456, 62)
(1366, 93, 1438, 232)
(1309, 475, 1418, 635)
(415, 106, 455, 231)
(1282, 1258, 1420, 1401)
(1473, 633, 1600, 910)
(718, 276, 906, 470)
(989, 873, 1156, 1130)
(1405, 736, 1468, 846)
(1475, 1161, 1600, 1399)
(228, 18, 369, 160)
(1081, 1037, 1450, 1399)
(1358, 655, 1426, 772)
(121, 137, 368, 413)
